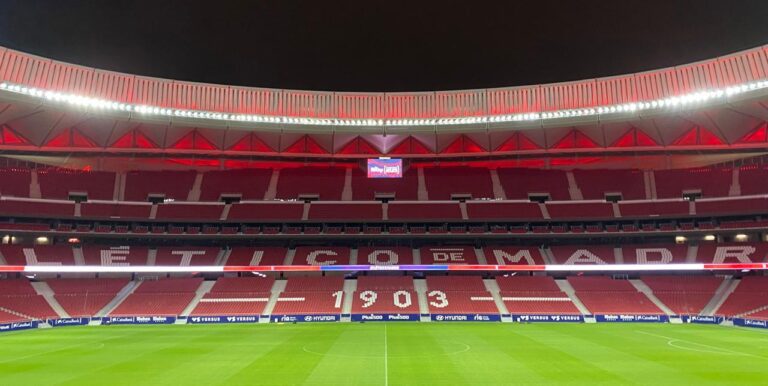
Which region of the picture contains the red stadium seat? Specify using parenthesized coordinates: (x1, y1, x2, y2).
(124, 170, 197, 201)
(199, 168, 272, 201)
(275, 167, 345, 200)
(351, 167, 418, 200)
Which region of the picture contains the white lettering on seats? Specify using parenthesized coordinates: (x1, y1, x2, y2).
(563, 249, 607, 265)
(367, 250, 398, 265)
(635, 248, 673, 264)
(171, 250, 206, 266)
(492, 249, 535, 265)
(712, 246, 756, 264)
(428, 290, 448, 308)
(307, 250, 338, 266)
(430, 248, 466, 262)
(101, 246, 130, 266)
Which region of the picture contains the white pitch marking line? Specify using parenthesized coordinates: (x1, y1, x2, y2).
(384, 323, 389, 386)
(635, 330, 768, 360)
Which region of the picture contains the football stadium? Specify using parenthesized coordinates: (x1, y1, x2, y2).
(1, 3, 768, 385)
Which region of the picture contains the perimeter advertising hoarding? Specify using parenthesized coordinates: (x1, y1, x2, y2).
(367, 158, 402, 178)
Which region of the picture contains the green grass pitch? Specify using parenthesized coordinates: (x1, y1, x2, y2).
(1, 323, 766, 385)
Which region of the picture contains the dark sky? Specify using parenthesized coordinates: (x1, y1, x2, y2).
(1, 0, 767, 92)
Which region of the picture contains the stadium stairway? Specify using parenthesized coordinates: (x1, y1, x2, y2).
(179, 280, 216, 319)
(30, 282, 70, 319)
(554, 279, 594, 322)
(340, 279, 357, 322)
(413, 278, 431, 322)
(629, 279, 680, 323)
(93, 280, 141, 321)
(483, 278, 511, 322)
(259, 280, 287, 323)
(702, 276, 740, 316)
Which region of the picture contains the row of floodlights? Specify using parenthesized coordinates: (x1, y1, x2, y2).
(1, 80, 767, 127)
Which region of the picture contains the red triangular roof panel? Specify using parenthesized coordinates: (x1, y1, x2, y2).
(0, 125, 30, 145)
(229, 133, 273, 152)
(552, 130, 600, 149)
(45, 128, 97, 148)
(283, 135, 329, 154)
(672, 126, 725, 146)
(134, 131, 159, 149)
(170, 131, 218, 150)
(338, 137, 379, 155)
(442, 135, 486, 154)
(611, 128, 659, 148)
(389, 136, 432, 155)
(738, 124, 768, 143)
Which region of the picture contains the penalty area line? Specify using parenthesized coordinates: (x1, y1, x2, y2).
(635, 330, 768, 360)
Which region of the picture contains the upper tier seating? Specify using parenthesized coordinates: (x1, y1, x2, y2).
(641, 276, 721, 315)
(0, 169, 31, 197)
(110, 278, 202, 317)
(124, 170, 197, 201)
(154, 247, 219, 266)
(0, 245, 76, 265)
(387, 202, 463, 221)
(48, 278, 128, 317)
(275, 167, 346, 200)
(621, 244, 687, 264)
(225, 247, 288, 266)
(356, 247, 414, 265)
(654, 168, 732, 199)
(154, 203, 225, 221)
(199, 168, 272, 201)
(483, 246, 545, 265)
(271, 276, 345, 315)
(572, 169, 646, 200)
(307, 202, 383, 221)
(716, 277, 768, 317)
(549, 245, 617, 264)
(739, 165, 768, 196)
(292, 247, 351, 266)
(423, 167, 495, 200)
(497, 168, 570, 200)
(37, 169, 115, 200)
(419, 246, 479, 265)
(81, 245, 149, 266)
(695, 243, 768, 263)
(568, 277, 662, 314)
(465, 201, 543, 220)
(351, 167, 418, 200)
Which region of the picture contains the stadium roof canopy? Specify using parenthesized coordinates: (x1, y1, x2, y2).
(0, 44, 767, 160)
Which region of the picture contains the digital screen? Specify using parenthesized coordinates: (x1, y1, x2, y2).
(367, 158, 402, 178)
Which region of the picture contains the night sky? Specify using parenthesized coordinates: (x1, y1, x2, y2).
(1, 0, 767, 92)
